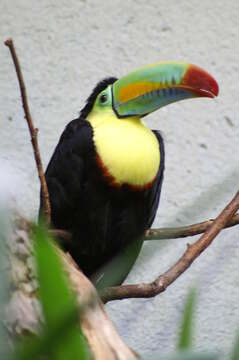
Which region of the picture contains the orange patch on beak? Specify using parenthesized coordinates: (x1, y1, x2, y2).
(118, 81, 161, 103)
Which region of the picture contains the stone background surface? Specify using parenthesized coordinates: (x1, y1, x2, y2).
(1, 0, 239, 357)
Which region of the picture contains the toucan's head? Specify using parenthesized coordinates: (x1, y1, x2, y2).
(81, 61, 218, 120)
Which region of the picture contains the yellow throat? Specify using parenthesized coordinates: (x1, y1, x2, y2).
(87, 108, 161, 188)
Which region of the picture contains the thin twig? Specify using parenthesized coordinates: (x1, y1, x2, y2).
(145, 213, 239, 240)
(4, 38, 51, 225)
(49, 213, 239, 245)
(100, 191, 239, 303)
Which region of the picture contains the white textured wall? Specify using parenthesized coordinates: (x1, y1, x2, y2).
(1, 0, 239, 357)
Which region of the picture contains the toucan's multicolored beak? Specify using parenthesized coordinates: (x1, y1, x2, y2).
(112, 62, 219, 118)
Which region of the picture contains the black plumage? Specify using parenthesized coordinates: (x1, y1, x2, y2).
(40, 78, 165, 281)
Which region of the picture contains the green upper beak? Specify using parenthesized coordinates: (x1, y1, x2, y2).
(112, 61, 219, 118)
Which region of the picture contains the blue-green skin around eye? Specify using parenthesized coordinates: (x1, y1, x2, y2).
(96, 86, 113, 108)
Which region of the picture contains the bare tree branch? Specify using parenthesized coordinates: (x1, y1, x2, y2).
(100, 191, 239, 303)
(49, 213, 239, 246)
(145, 213, 239, 240)
(4, 38, 51, 225)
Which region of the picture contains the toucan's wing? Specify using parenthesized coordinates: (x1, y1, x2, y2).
(147, 130, 165, 228)
(39, 118, 94, 230)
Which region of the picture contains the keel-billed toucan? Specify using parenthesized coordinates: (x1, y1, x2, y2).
(40, 62, 218, 288)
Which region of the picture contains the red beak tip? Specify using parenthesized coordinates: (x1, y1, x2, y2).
(185, 64, 219, 98)
(213, 80, 219, 97)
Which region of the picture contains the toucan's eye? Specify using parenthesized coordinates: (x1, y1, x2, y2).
(99, 94, 108, 104)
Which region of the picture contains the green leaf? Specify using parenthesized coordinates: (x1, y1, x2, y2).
(178, 288, 196, 350)
(19, 223, 89, 360)
(34, 224, 76, 325)
(232, 330, 239, 360)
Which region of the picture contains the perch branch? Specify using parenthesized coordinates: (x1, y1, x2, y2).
(100, 191, 239, 303)
(49, 212, 239, 245)
(145, 213, 239, 240)
(4, 38, 51, 225)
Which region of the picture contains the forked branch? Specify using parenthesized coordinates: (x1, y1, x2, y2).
(100, 191, 239, 303)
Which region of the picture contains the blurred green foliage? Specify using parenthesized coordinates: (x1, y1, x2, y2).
(232, 332, 239, 360)
(178, 288, 196, 350)
(15, 223, 89, 360)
